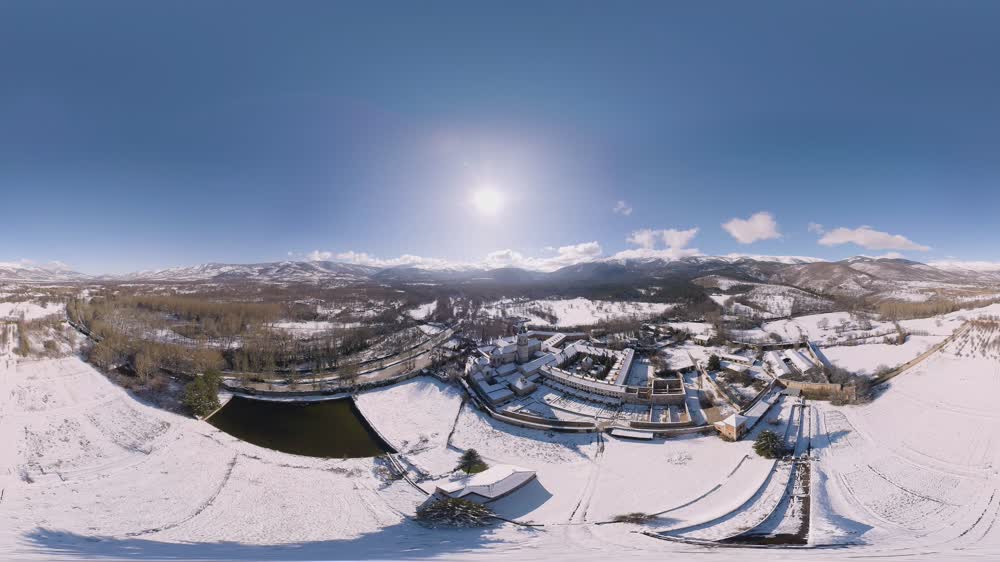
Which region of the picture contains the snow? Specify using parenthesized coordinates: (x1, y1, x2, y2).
(6, 301, 1000, 559)
(666, 321, 714, 335)
(0, 354, 428, 559)
(272, 320, 342, 336)
(709, 294, 731, 306)
(0, 301, 64, 320)
(822, 335, 944, 375)
(483, 298, 674, 327)
(408, 301, 437, 320)
(807, 323, 1000, 551)
(355, 377, 465, 475)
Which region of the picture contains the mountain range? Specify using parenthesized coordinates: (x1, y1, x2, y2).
(3, 256, 1000, 300)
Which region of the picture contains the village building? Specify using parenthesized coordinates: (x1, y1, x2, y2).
(435, 465, 537, 503)
(714, 387, 781, 440)
(716, 413, 747, 441)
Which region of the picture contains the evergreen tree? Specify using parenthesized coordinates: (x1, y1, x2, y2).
(456, 448, 488, 474)
(183, 369, 222, 417)
(753, 430, 784, 459)
(707, 354, 722, 371)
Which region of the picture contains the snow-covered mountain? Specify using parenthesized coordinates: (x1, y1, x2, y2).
(771, 256, 992, 298)
(118, 261, 380, 283)
(4, 256, 999, 297)
(0, 262, 89, 282)
(930, 260, 1000, 282)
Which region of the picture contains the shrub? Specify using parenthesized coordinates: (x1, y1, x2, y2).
(455, 448, 488, 474)
(612, 512, 657, 524)
(753, 430, 785, 459)
(416, 497, 495, 527)
(14, 322, 31, 356)
(723, 369, 755, 387)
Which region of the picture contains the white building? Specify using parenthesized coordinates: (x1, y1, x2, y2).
(692, 334, 712, 346)
(477, 335, 542, 367)
(435, 465, 537, 503)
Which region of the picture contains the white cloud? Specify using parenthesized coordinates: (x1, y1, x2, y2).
(614, 227, 701, 260)
(612, 200, 633, 216)
(626, 228, 660, 250)
(309, 241, 604, 273)
(722, 212, 782, 244)
(612, 247, 702, 260)
(332, 251, 457, 269)
(661, 228, 699, 250)
(807, 222, 825, 234)
(307, 250, 333, 261)
(484, 241, 603, 271)
(551, 241, 603, 262)
(818, 226, 930, 252)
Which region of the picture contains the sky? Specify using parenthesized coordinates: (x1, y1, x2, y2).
(2, 1, 999, 274)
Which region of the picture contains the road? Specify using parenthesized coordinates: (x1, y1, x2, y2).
(227, 326, 455, 393)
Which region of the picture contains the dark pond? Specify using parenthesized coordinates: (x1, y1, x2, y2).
(207, 396, 394, 458)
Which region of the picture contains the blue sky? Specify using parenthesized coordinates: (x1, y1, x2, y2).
(2, 1, 999, 273)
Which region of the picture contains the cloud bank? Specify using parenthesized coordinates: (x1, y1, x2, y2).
(613, 227, 701, 260)
(818, 226, 930, 251)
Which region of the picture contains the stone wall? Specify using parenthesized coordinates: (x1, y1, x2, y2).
(778, 379, 857, 401)
(872, 323, 970, 385)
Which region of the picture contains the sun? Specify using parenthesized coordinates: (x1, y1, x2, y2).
(471, 188, 504, 216)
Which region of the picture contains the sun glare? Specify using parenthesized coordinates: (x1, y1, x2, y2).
(471, 188, 504, 216)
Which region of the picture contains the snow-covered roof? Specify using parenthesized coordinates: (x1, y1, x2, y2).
(720, 353, 753, 365)
(486, 387, 514, 404)
(542, 366, 627, 396)
(721, 413, 747, 428)
(495, 343, 518, 355)
(784, 349, 816, 372)
(723, 362, 750, 374)
(437, 465, 536, 501)
(510, 376, 535, 392)
(765, 351, 792, 375)
(543, 333, 566, 349)
(496, 363, 518, 376)
(520, 353, 558, 375)
(609, 428, 655, 440)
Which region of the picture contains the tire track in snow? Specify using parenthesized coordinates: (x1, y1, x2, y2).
(123, 453, 239, 538)
(569, 432, 604, 524)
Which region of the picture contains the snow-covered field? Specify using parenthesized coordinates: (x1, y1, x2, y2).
(407, 301, 437, 320)
(808, 322, 1000, 552)
(0, 300, 64, 320)
(822, 335, 943, 375)
(483, 298, 674, 327)
(5, 304, 1000, 559)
